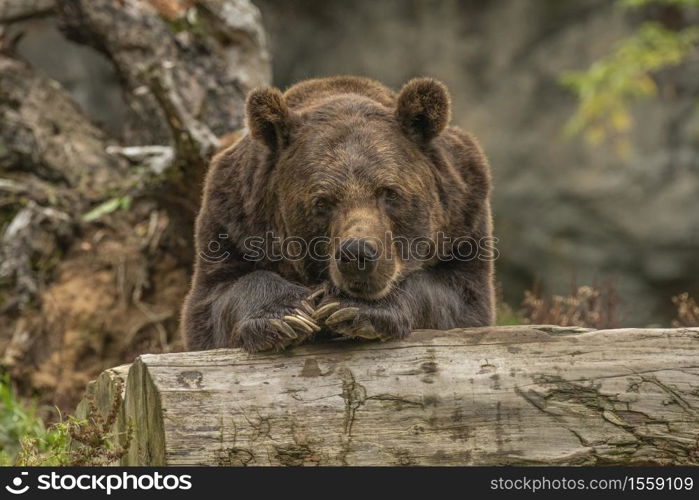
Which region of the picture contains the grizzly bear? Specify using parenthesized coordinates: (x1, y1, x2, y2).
(181, 76, 494, 352)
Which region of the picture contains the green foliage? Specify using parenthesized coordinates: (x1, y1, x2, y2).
(0, 375, 131, 465)
(13, 421, 73, 466)
(561, 0, 699, 155)
(561, 22, 699, 155)
(81, 195, 132, 222)
(0, 374, 60, 465)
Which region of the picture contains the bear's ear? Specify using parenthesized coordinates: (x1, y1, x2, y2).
(246, 87, 291, 153)
(395, 78, 451, 144)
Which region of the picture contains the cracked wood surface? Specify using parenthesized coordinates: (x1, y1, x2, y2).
(80, 326, 699, 465)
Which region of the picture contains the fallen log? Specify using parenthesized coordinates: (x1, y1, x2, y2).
(79, 326, 699, 466)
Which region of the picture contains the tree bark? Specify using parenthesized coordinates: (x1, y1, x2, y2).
(55, 0, 269, 145)
(79, 326, 699, 466)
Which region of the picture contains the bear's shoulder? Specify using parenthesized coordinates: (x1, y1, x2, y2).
(282, 76, 395, 110)
(435, 125, 492, 198)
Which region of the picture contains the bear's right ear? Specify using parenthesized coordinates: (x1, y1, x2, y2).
(246, 88, 291, 153)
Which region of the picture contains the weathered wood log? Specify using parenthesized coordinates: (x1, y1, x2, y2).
(73, 364, 130, 465)
(79, 326, 699, 466)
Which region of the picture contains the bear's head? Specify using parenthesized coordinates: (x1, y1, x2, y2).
(245, 78, 457, 300)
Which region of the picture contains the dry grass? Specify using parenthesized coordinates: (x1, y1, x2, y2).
(672, 293, 699, 327)
(15, 382, 131, 466)
(519, 282, 621, 329)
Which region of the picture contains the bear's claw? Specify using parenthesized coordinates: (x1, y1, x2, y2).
(300, 300, 315, 315)
(321, 305, 400, 341)
(307, 289, 325, 303)
(352, 324, 382, 340)
(325, 307, 360, 326)
(270, 318, 298, 339)
(293, 308, 318, 327)
(313, 302, 341, 320)
(283, 315, 316, 334)
(259, 295, 323, 350)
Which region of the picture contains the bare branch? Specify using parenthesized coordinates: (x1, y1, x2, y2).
(143, 61, 219, 171)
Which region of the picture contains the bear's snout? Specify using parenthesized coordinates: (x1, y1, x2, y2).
(335, 237, 379, 277)
(328, 206, 398, 299)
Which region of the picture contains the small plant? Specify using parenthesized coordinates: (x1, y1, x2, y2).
(520, 283, 621, 329)
(672, 293, 699, 327)
(66, 384, 133, 466)
(1, 376, 132, 466)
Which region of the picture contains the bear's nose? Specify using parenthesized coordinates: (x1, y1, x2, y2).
(335, 238, 378, 277)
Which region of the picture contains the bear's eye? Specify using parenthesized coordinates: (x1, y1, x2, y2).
(380, 187, 400, 203)
(311, 196, 333, 216)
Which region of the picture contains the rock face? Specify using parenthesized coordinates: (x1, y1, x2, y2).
(255, 0, 699, 324)
(0, 0, 271, 411)
(78, 327, 699, 466)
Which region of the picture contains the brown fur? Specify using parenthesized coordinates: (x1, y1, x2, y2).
(181, 76, 494, 352)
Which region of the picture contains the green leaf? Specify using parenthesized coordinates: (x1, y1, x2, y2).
(81, 196, 132, 222)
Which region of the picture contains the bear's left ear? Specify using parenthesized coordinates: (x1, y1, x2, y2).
(246, 87, 291, 154)
(395, 78, 451, 144)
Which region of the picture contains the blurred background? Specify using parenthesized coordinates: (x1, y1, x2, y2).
(0, 0, 698, 463)
(255, 0, 699, 327)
